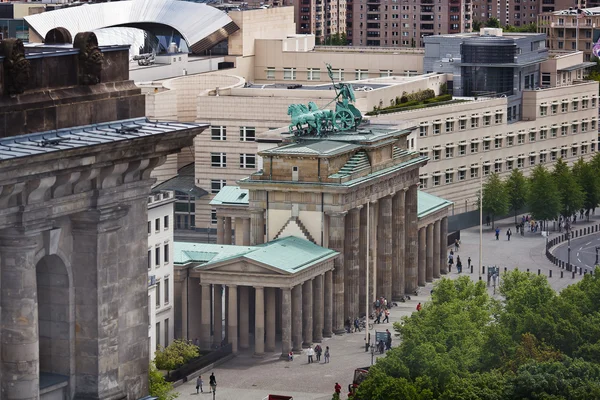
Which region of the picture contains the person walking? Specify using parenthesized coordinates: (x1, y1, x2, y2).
(324, 346, 330, 363)
(416, 302, 422, 312)
(467, 256, 472, 271)
(383, 309, 390, 323)
(374, 310, 382, 324)
(315, 344, 322, 362)
(506, 228, 512, 241)
(495, 227, 500, 240)
(307, 346, 314, 364)
(456, 256, 462, 273)
(386, 329, 392, 350)
(448, 252, 454, 272)
(196, 376, 203, 394)
(454, 239, 460, 252)
(354, 317, 360, 332)
(335, 383, 341, 394)
(209, 373, 216, 393)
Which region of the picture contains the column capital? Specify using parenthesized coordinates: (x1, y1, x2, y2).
(354, 205, 364, 211)
(326, 210, 347, 218)
(200, 282, 211, 288)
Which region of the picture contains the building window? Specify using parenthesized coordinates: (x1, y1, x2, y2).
(459, 144, 466, 156)
(592, 120, 597, 130)
(446, 121, 454, 132)
(483, 115, 491, 126)
(581, 145, 588, 154)
(155, 247, 160, 267)
(419, 148, 429, 158)
(211, 209, 217, 224)
(562, 102, 568, 113)
(156, 322, 160, 348)
(155, 218, 160, 232)
(283, 67, 296, 80)
(551, 127, 558, 138)
(459, 119, 466, 130)
(551, 104, 558, 114)
(540, 106, 547, 116)
(355, 69, 369, 80)
(156, 283, 161, 308)
(517, 134, 525, 144)
(483, 165, 490, 176)
(445, 172, 454, 184)
(266, 67, 275, 79)
(470, 142, 479, 153)
(507, 136, 514, 146)
(539, 129, 547, 140)
(506, 160, 514, 170)
(164, 318, 169, 347)
(445, 147, 454, 158)
(540, 153, 547, 163)
(458, 170, 466, 181)
(164, 244, 169, 263)
(148, 221, 151, 235)
(582, 99, 589, 109)
(561, 126, 568, 136)
(211, 153, 227, 168)
(164, 278, 169, 304)
(380, 69, 393, 77)
(148, 250, 152, 269)
(211, 179, 226, 194)
(494, 162, 502, 173)
(483, 139, 490, 151)
(582, 122, 588, 132)
(240, 127, 256, 142)
(572, 101, 579, 111)
(551, 151, 557, 161)
(211, 126, 226, 141)
(470, 167, 478, 179)
(593, 98, 597, 108)
(419, 125, 428, 137)
(572, 124, 578, 134)
(572, 147, 578, 157)
(433, 175, 440, 186)
(240, 154, 256, 169)
(561, 148, 568, 158)
(433, 123, 441, 134)
(330, 68, 345, 81)
(419, 178, 428, 188)
(529, 132, 536, 142)
(307, 68, 321, 80)
(471, 116, 479, 128)
(494, 138, 502, 149)
(517, 158, 524, 168)
(433, 149, 441, 161)
(495, 113, 503, 124)
(529, 155, 536, 166)
(164, 216, 169, 231)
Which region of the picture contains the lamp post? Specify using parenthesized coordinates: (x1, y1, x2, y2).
(479, 157, 483, 278)
(365, 201, 370, 348)
(566, 221, 571, 271)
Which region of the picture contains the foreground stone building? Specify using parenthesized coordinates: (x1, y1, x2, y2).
(0, 35, 206, 400)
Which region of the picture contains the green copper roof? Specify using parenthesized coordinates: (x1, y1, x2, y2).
(174, 236, 338, 274)
(417, 190, 453, 218)
(210, 186, 249, 206)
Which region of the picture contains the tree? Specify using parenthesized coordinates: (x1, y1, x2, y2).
(527, 165, 561, 222)
(553, 158, 585, 218)
(503, 23, 537, 33)
(322, 33, 347, 46)
(505, 169, 528, 223)
(482, 173, 509, 229)
(485, 17, 501, 28)
(149, 363, 178, 400)
(473, 20, 482, 32)
(572, 158, 600, 220)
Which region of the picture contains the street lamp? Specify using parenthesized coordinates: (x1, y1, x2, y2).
(566, 221, 571, 271)
(479, 157, 483, 279)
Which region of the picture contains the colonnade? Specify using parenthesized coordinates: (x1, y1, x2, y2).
(216, 209, 265, 246)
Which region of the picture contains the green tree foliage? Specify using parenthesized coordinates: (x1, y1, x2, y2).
(505, 168, 528, 223)
(552, 158, 585, 218)
(503, 23, 537, 33)
(320, 33, 347, 46)
(485, 17, 501, 28)
(154, 339, 199, 372)
(149, 363, 178, 400)
(355, 270, 600, 400)
(472, 20, 482, 32)
(572, 158, 600, 220)
(527, 165, 561, 222)
(482, 173, 509, 228)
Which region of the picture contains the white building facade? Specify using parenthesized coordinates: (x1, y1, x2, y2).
(147, 191, 176, 358)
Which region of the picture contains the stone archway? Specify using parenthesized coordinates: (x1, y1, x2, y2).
(36, 254, 73, 398)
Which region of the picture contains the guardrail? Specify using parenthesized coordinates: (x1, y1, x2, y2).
(545, 222, 600, 274)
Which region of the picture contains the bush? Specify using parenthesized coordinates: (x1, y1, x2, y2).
(154, 340, 199, 371)
(400, 95, 408, 104)
(149, 363, 178, 400)
(405, 89, 435, 102)
(440, 82, 448, 95)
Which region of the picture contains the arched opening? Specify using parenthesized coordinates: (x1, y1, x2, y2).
(36, 254, 72, 398)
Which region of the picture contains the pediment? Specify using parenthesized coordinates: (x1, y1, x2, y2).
(198, 258, 289, 276)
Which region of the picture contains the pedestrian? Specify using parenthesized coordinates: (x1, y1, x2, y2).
(454, 238, 460, 252)
(416, 302, 422, 312)
(374, 310, 382, 324)
(196, 376, 203, 394)
(516, 223, 520, 234)
(288, 351, 294, 361)
(375, 298, 380, 308)
(495, 227, 500, 240)
(386, 329, 392, 350)
(448, 253, 453, 272)
(486, 215, 491, 226)
(468, 256, 472, 270)
(383, 298, 388, 309)
(209, 372, 216, 393)
(456, 256, 462, 273)
(315, 344, 322, 362)
(506, 228, 512, 241)
(324, 346, 330, 363)
(335, 382, 341, 394)
(378, 340, 385, 354)
(193, 338, 199, 347)
(345, 317, 352, 333)
(383, 309, 390, 323)
(307, 346, 314, 364)
(354, 317, 360, 332)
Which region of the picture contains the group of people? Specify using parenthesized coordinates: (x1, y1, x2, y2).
(335, 382, 359, 398)
(288, 344, 330, 364)
(375, 329, 393, 354)
(448, 250, 465, 273)
(195, 372, 217, 394)
(373, 296, 391, 324)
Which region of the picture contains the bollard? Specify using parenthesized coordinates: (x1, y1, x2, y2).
(538, 269, 541, 275)
(561, 271, 563, 278)
(580, 267, 583, 275)
(549, 270, 552, 278)
(504, 267, 507, 273)
(573, 271, 576, 279)
(470, 265, 473, 274)
(478, 276, 482, 281)
(585, 269, 588, 275)
(527, 268, 530, 273)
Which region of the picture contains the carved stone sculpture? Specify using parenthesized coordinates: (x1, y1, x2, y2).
(73, 32, 103, 85)
(1, 38, 31, 96)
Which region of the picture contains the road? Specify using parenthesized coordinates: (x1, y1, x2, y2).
(553, 233, 600, 271)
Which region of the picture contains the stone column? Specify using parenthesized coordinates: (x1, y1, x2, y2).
(292, 284, 303, 352)
(323, 270, 333, 337)
(433, 220, 441, 279)
(250, 209, 265, 245)
(187, 278, 202, 342)
(369, 201, 378, 305)
(313, 274, 324, 343)
(224, 217, 232, 245)
(345, 207, 361, 320)
(0, 229, 42, 400)
(281, 287, 292, 358)
(228, 285, 238, 353)
(302, 279, 313, 348)
(213, 284, 223, 347)
(200, 283, 212, 350)
(328, 211, 346, 334)
(426, 224, 434, 282)
(265, 287, 276, 352)
(254, 287, 265, 356)
(392, 190, 406, 300)
(359, 206, 368, 313)
(234, 217, 243, 245)
(440, 217, 449, 274)
(418, 227, 426, 286)
(216, 216, 224, 244)
(405, 184, 419, 293)
(242, 217, 251, 246)
(377, 195, 393, 300)
(239, 286, 250, 349)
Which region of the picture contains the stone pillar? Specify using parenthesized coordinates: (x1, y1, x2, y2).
(216, 216, 225, 244)
(302, 279, 313, 348)
(213, 284, 223, 347)
(187, 278, 202, 342)
(234, 217, 243, 245)
(358, 205, 368, 314)
(292, 284, 303, 352)
(0, 230, 41, 400)
(345, 207, 361, 320)
(392, 190, 406, 300)
(254, 287, 265, 356)
(323, 270, 333, 338)
(224, 217, 232, 245)
(227, 285, 238, 353)
(328, 211, 346, 334)
(369, 201, 378, 305)
(250, 209, 265, 245)
(426, 224, 434, 282)
(239, 286, 250, 349)
(433, 220, 441, 279)
(313, 274, 324, 343)
(377, 195, 393, 300)
(200, 283, 212, 350)
(440, 216, 449, 274)
(281, 287, 292, 358)
(242, 217, 251, 246)
(265, 287, 276, 352)
(405, 184, 419, 293)
(418, 227, 426, 286)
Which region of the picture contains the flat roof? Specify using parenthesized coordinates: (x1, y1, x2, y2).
(558, 62, 596, 72)
(245, 83, 391, 91)
(0, 118, 203, 161)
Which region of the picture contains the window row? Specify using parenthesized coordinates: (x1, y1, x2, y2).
(155, 318, 170, 350)
(148, 216, 170, 235)
(211, 153, 256, 169)
(267, 67, 400, 81)
(419, 112, 504, 136)
(148, 243, 170, 269)
(154, 278, 170, 309)
(539, 97, 597, 116)
(211, 126, 255, 142)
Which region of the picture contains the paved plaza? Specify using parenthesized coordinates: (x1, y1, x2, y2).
(173, 214, 598, 400)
